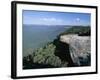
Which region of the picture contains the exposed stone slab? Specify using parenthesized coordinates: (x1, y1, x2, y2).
(60, 34, 91, 66)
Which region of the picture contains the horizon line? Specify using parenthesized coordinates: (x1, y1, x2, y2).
(23, 24, 90, 26)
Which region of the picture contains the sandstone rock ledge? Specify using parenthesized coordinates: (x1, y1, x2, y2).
(60, 34, 91, 66)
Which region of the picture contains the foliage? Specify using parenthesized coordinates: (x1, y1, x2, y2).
(32, 43, 62, 67)
(23, 26, 91, 69)
(59, 26, 90, 36)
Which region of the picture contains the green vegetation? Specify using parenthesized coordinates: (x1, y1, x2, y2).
(23, 26, 91, 69)
(59, 26, 90, 36)
(23, 40, 72, 69)
(32, 43, 62, 67)
(23, 43, 64, 69)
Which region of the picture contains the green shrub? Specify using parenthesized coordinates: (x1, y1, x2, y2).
(32, 43, 62, 67)
(59, 26, 90, 36)
(45, 55, 61, 67)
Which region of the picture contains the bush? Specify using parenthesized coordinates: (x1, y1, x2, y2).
(32, 43, 62, 67)
(45, 55, 61, 67)
(59, 26, 90, 36)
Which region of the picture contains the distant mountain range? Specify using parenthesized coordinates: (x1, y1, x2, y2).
(23, 24, 90, 27)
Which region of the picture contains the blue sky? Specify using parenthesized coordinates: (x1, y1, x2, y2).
(23, 10, 91, 26)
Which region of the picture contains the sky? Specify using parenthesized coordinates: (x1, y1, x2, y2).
(23, 10, 91, 26)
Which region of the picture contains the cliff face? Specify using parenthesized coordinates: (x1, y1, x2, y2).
(60, 34, 91, 66)
(23, 34, 91, 69)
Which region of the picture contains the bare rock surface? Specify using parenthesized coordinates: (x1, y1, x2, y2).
(60, 34, 91, 66)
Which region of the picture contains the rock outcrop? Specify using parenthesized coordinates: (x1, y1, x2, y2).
(60, 34, 91, 66)
(23, 34, 91, 69)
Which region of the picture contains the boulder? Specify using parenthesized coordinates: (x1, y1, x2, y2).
(60, 34, 91, 66)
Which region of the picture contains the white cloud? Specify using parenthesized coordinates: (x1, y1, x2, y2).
(43, 18, 48, 21)
(76, 18, 80, 22)
(42, 17, 62, 22)
(50, 18, 56, 21)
